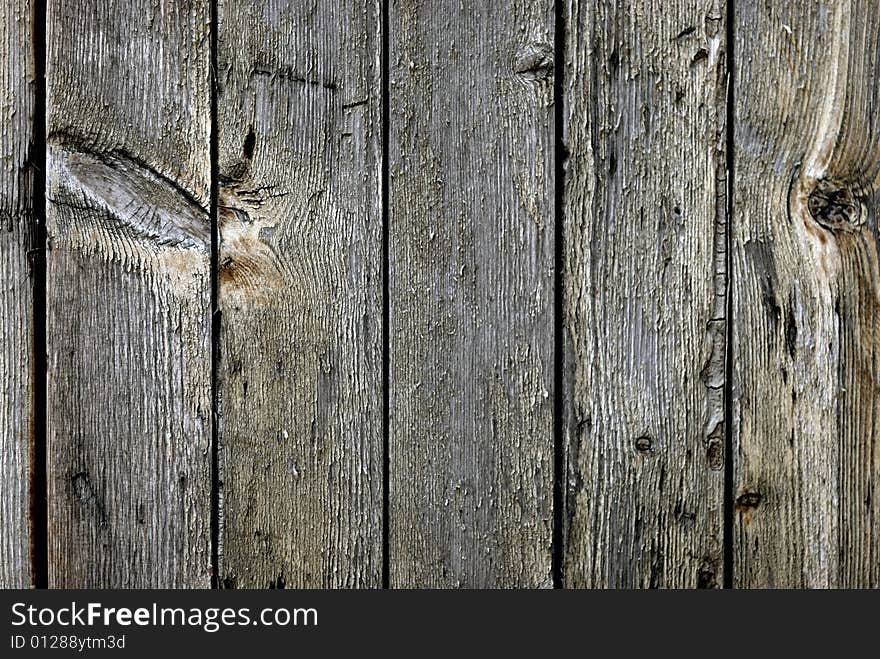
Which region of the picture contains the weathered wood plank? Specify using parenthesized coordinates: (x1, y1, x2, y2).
(1, 0, 35, 588)
(216, 0, 383, 588)
(389, 2, 555, 587)
(45, 0, 212, 587)
(562, 0, 727, 587)
(733, 0, 880, 587)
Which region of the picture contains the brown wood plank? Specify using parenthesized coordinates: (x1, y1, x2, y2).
(216, 0, 383, 588)
(0, 0, 35, 588)
(388, 2, 556, 587)
(732, 0, 880, 587)
(561, 0, 728, 587)
(45, 0, 212, 587)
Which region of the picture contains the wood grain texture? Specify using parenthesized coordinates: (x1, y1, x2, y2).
(561, 0, 727, 587)
(388, 1, 555, 587)
(733, 0, 880, 588)
(216, 0, 383, 588)
(45, 0, 212, 587)
(1, 0, 34, 588)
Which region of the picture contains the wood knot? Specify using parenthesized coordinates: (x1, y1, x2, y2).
(71, 471, 107, 526)
(514, 43, 553, 81)
(71, 471, 96, 504)
(706, 437, 723, 471)
(697, 562, 718, 589)
(735, 491, 762, 509)
(217, 200, 289, 307)
(220, 160, 251, 185)
(807, 179, 862, 232)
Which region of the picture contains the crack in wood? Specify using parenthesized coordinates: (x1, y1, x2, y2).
(249, 64, 337, 91)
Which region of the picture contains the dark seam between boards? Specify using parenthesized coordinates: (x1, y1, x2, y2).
(381, 0, 392, 591)
(209, 0, 221, 589)
(722, 0, 736, 590)
(31, 0, 49, 590)
(551, 0, 567, 590)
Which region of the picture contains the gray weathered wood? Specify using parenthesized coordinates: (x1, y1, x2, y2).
(216, 0, 383, 588)
(562, 0, 727, 587)
(733, 0, 880, 588)
(45, 0, 212, 587)
(1, 0, 35, 588)
(389, 2, 555, 587)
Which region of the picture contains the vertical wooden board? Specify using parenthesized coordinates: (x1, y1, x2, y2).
(216, 0, 383, 588)
(389, 1, 555, 587)
(733, 0, 880, 587)
(562, 0, 727, 587)
(1, 0, 34, 588)
(45, 0, 212, 587)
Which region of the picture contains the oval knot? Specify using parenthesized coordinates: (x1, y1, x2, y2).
(513, 43, 553, 81)
(807, 179, 862, 232)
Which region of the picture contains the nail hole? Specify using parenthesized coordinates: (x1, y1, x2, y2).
(635, 436, 654, 453)
(243, 127, 256, 159)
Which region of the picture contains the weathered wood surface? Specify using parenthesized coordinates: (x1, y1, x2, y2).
(732, 0, 880, 588)
(561, 0, 728, 588)
(388, 2, 555, 587)
(216, 0, 383, 588)
(44, 0, 212, 587)
(0, 0, 34, 588)
(3, 0, 880, 590)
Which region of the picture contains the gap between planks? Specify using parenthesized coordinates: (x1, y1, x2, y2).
(30, 0, 48, 591)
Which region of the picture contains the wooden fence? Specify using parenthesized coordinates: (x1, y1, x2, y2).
(1, 0, 878, 589)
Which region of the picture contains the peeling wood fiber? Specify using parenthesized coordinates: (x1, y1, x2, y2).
(388, 1, 556, 587)
(561, 0, 727, 588)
